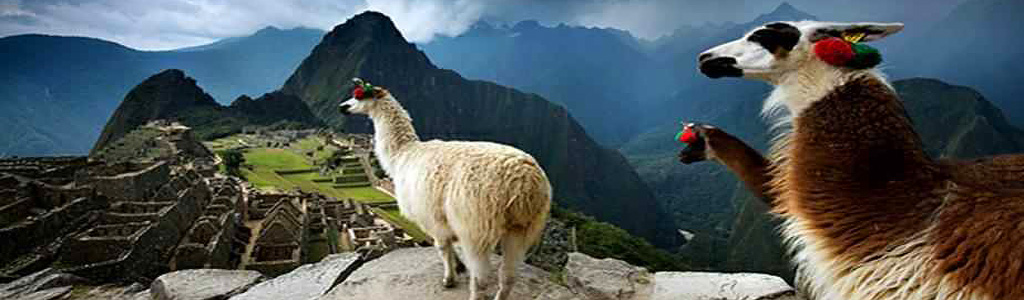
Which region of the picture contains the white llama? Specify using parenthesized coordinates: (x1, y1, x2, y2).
(339, 78, 552, 300)
(695, 21, 1024, 299)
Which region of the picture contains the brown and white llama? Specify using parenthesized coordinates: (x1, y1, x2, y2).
(683, 21, 1024, 300)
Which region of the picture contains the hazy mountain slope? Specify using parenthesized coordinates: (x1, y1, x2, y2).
(420, 20, 672, 146)
(890, 0, 1024, 125)
(281, 11, 679, 248)
(157, 26, 325, 102)
(0, 35, 155, 156)
(0, 27, 323, 157)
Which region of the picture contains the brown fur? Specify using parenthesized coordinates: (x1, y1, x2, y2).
(687, 126, 775, 203)
(777, 77, 1024, 298)
(695, 76, 1024, 299)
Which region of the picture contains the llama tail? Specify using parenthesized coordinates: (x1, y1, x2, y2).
(503, 157, 552, 245)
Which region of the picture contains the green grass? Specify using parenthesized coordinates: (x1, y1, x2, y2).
(372, 207, 429, 243)
(245, 148, 313, 169)
(218, 135, 427, 245)
(240, 166, 296, 190)
(341, 186, 392, 202)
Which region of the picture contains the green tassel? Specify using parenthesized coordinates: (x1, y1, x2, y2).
(847, 43, 882, 69)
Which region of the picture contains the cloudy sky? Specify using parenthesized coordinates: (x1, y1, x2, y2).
(0, 0, 968, 51)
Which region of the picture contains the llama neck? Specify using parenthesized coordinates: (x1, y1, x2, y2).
(784, 75, 934, 188)
(774, 74, 943, 262)
(764, 58, 888, 126)
(368, 99, 420, 173)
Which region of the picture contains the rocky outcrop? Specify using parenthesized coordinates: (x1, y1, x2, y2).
(0, 269, 88, 300)
(650, 272, 798, 300)
(321, 247, 578, 300)
(2, 250, 800, 300)
(150, 269, 264, 300)
(230, 253, 361, 300)
(281, 11, 679, 248)
(565, 252, 651, 300)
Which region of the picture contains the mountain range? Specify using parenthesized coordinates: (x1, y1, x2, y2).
(280, 12, 679, 248)
(91, 69, 323, 155)
(0, 26, 324, 156)
(3, 0, 1024, 276)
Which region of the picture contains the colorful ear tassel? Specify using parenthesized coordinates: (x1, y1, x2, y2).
(813, 37, 882, 69)
(352, 82, 375, 100)
(676, 125, 698, 145)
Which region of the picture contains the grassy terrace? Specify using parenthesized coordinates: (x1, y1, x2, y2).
(207, 135, 428, 242)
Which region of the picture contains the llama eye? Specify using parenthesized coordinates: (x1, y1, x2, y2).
(748, 28, 800, 53)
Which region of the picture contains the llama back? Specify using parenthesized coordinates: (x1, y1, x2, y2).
(412, 140, 551, 251)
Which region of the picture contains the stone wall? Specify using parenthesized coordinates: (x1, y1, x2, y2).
(85, 161, 171, 200)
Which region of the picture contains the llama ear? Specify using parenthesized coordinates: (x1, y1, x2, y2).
(805, 22, 904, 43)
(372, 87, 388, 98)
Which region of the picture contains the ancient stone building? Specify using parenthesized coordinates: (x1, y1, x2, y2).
(55, 167, 211, 282)
(246, 195, 306, 276)
(1, 121, 243, 283)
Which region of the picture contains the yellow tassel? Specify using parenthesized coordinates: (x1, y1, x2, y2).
(842, 31, 866, 43)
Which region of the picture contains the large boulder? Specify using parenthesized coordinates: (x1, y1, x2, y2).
(231, 253, 361, 300)
(564, 252, 652, 300)
(151, 269, 264, 300)
(651, 272, 799, 300)
(321, 247, 578, 300)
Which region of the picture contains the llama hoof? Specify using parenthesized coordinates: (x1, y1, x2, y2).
(442, 277, 456, 288)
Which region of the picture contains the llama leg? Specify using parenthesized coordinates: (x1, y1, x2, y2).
(494, 235, 528, 300)
(461, 245, 492, 300)
(436, 238, 457, 288)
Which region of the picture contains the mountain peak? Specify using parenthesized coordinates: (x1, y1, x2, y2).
(90, 69, 217, 155)
(750, 2, 817, 24)
(255, 26, 282, 35)
(338, 11, 404, 39)
(282, 11, 433, 99)
(773, 2, 798, 14)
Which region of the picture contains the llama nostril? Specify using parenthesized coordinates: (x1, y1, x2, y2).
(698, 53, 713, 63)
(699, 57, 742, 79)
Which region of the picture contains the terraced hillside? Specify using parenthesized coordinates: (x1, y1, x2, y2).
(204, 133, 426, 242)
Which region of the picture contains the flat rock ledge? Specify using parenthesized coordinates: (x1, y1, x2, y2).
(231, 253, 361, 300)
(151, 269, 264, 300)
(321, 247, 579, 300)
(651, 272, 800, 300)
(0, 249, 803, 300)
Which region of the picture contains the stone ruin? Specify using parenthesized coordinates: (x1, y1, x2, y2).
(90, 121, 218, 177)
(169, 177, 248, 271)
(238, 189, 413, 277)
(0, 121, 248, 284)
(245, 194, 306, 276)
(1, 122, 421, 286)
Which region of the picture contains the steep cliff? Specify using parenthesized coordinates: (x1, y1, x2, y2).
(281, 11, 679, 248)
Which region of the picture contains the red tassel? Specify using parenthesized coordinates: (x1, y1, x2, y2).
(353, 86, 365, 99)
(813, 37, 855, 66)
(678, 126, 698, 144)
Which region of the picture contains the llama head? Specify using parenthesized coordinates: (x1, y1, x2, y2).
(339, 78, 393, 115)
(698, 21, 903, 82)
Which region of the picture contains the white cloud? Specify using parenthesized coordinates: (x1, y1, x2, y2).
(0, 0, 967, 50)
